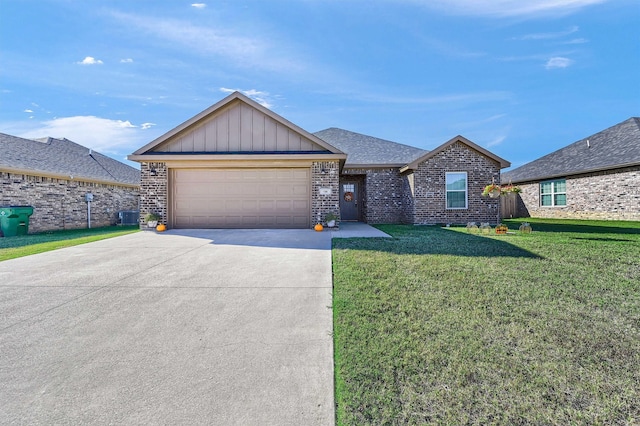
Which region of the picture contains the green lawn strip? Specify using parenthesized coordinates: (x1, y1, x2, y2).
(333, 222, 640, 425)
(0, 226, 139, 261)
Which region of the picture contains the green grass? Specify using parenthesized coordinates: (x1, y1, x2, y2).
(333, 218, 640, 425)
(0, 226, 139, 261)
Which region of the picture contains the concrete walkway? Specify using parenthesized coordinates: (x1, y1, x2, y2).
(330, 222, 392, 238)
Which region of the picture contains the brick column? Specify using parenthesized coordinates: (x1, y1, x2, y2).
(311, 161, 340, 227)
(140, 162, 168, 227)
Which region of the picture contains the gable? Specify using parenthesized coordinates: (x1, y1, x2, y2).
(153, 100, 327, 153)
(401, 135, 510, 172)
(131, 92, 343, 159)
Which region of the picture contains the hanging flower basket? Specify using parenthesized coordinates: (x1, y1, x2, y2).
(500, 184, 522, 195)
(482, 184, 502, 198)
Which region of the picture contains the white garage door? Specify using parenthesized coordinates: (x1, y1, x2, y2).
(172, 169, 310, 228)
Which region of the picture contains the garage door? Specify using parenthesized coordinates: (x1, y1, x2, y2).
(172, 169, 310, 228)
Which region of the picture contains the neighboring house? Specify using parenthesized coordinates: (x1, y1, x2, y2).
(501, 117, 640, 221)
(0, 133, 140, 233)
(128, 91, 510, 229)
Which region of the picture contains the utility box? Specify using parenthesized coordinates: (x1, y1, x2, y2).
(117, 210, 139, 226)
(0, 206, 34, 237)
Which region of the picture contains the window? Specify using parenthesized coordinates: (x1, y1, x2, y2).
(446, 172, 467, 209)
(540, 179, 566, 206)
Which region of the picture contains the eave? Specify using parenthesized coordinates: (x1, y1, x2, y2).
(128, 153, 347, 162)
(507, 161, 640, 184)
(0, 166, 139, 188)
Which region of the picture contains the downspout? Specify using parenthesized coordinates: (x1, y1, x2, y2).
(86, 193, 94, 228)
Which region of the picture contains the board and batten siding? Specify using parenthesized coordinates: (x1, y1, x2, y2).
(155, 101, 325, 153)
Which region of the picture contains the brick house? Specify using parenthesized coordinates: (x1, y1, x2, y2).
(0, 133, 140, 234)
(129, 91, 510, 229)
(501, 117, 640, 221)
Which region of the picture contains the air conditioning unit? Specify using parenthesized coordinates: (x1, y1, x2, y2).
(118, 210, 139, 226)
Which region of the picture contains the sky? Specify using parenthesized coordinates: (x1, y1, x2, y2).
(1, 0, 638, 170)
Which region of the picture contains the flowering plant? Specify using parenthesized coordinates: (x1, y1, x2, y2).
(500, 184, 522, 194)
(482, 183, 502, 196)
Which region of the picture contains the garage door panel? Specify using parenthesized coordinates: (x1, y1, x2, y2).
(172, 168, 310, 229)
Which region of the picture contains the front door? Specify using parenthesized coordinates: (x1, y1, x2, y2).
(340, 181, 360, 221)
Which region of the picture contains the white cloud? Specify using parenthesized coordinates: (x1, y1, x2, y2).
(487, 135, 506, 147)
(191, 3, 206, 8)
(108, 12, 303, 73)
(141, 122, 156, 130)
(15, 116, 155, 155)
(562, 38, 588, 44)
(24, 109, 33, 113)
(220, 87, 274, 108)
(120, 58, 134, 63)
(516, 26, 579, 40)
(407, 0, 607, 18)
(357, 91, 512, 105)
(545, 56, 574, 69)
(78, 56, 104, 65)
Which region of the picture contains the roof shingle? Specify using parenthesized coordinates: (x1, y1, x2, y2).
(314, 127, 427, 167)
(503, 117, 640, 183)
(0, 133, 140, 186)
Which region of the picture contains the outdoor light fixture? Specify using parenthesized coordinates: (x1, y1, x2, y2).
(149, 167, 157, 176)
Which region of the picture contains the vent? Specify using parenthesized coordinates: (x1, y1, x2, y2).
(118, 210, 139, 226)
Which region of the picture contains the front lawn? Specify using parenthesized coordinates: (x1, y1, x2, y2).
(0, 226, 139, 261)
(332, 219, 640, 424)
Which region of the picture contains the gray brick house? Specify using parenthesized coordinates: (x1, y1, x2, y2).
(502, 117, 640, 221)
(1, 133, 140, 233)
(129, 91, 510, 229)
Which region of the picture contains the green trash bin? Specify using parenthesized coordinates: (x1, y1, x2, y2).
(0, 206, 34, 237)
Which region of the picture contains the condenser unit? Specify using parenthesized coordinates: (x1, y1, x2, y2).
(118, 210, 139, 226)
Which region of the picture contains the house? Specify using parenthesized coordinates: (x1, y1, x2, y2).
(501, 117, 640, 221)
(0, 133, 140, 233)
(128, 91, 510, 229)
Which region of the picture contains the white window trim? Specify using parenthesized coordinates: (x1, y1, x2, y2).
(540, 179, 567, 207)
(446, 172, 468, 210)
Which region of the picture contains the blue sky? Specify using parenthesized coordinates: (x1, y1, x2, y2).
(1, 0, 638, 170)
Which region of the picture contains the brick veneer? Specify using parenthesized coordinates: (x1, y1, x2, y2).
(311, 161, 340, 226)
(139, 162, 168, 227)
(342, 168, 407, 223)
(411, 142, 502, 225)
(515, 165, 640, 221)
(0, 171, 139, 233)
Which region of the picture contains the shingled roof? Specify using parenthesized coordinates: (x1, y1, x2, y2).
(503, 117, 640, 184)
(314, 128, 427, 167)
(0, 133, 140, 186)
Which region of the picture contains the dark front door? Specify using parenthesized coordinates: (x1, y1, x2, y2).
(340, 181, 360, 221)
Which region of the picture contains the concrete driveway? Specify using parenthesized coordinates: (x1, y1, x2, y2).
(0, 229, 334, 425)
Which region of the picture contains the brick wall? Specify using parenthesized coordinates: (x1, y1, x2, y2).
(311, 161, 340, 226)
(139, 162, 168, 227)
(412, 142, 502, 225)
(0, 172, 139, 233)
(516, 166, 640, 221)
(342, 168, 407, 223)
(401, 173, 415, 224)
